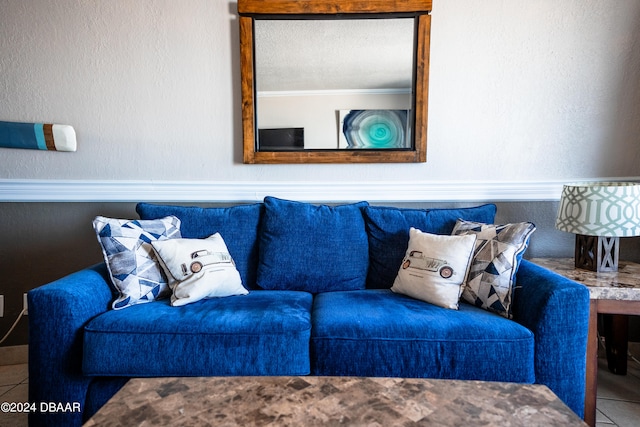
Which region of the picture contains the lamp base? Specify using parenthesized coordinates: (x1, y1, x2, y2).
(574, 234, 619, 272)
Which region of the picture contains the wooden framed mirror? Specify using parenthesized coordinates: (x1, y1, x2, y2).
(238, 0, 432, 164)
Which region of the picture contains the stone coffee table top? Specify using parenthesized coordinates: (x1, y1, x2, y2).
(84, 376, 585, 426)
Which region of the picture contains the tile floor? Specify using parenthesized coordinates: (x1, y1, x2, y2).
(596, 355, 640, 427)
(0, 363, 28, 427)
(0, 358, 639, 426)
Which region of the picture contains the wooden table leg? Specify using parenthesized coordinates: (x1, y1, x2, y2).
(603, 314, 628, 375)
(584, 300, 598, 427)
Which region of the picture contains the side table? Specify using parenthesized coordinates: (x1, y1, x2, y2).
(531, 257, 640, 427)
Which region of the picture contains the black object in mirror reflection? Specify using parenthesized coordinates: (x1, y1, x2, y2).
(258, 128, 305, 151)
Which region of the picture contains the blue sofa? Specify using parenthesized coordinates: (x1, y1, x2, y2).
(28, 198, 590, 426)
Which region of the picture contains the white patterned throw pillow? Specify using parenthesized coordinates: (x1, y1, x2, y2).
(151, 233, 248, 307)
(391, 228, 477, 310)
(452, 219, 536, 318)
(93, 215, 181, 310)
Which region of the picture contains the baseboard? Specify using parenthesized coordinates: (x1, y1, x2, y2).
(0, 345, 27, 365)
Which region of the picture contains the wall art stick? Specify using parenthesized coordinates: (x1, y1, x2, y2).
(0, 121, 77, 152)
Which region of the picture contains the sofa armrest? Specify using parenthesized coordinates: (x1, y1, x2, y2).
(512, 259, 590, 418)
(28, 263, 114, 427)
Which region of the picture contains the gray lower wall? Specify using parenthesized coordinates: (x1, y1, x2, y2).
(2, 200, 639, 347)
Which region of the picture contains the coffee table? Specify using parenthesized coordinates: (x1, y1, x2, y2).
(84, 376, 585, 426)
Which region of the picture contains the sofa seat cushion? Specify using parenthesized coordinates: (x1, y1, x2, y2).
(311, 289, 535, 383)
(83, 290, 312, 377)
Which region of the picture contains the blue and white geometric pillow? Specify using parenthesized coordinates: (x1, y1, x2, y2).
(93, 215, 181, 310)
(452, 219, 536, 319)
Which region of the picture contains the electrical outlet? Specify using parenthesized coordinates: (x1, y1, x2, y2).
(0, 295, 4, 318)
(23, 293, 28, 316)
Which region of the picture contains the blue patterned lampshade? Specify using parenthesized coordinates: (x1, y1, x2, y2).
(556, 182, 640, 272)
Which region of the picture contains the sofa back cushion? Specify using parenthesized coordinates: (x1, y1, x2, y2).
(136, 203, 263, 289)
(363, 204, 497, 289)
(256, 197, 369, 293)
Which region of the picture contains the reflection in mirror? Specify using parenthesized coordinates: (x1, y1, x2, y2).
(255, 18, 415, 151)
(238, 0, 432, 164)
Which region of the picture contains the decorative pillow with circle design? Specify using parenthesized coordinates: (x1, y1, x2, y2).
(151, 233, 248, 307)
(93, 215, 181, 310)
(391, 227, 477, 310)
(452, 219, 536, 318)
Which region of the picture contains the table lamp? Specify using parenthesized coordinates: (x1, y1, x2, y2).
(555, 182, 640, 272)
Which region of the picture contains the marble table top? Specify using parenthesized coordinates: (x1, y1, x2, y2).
(531, 258, 640, 301)
(84, 376, 585, 426)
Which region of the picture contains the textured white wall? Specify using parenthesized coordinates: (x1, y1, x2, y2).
(0, 0, 639, 184)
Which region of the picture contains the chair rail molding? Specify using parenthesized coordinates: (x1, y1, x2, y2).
(2, 178, 637, 203)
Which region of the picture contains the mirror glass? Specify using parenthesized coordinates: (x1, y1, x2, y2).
(255, 18, 415, 151)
